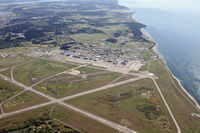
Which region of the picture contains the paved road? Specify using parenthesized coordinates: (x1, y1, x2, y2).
(0, 64, 86, 105)
(0, 101, 55, 119)
(0, 74, 55, 101)
(0, 90, 26, 114)
(152, 78, 181, 133)
(59, 76, 145, 101)
(0, 61, 181, 133)
(0, 100, 137, 133)
(30, 65, 86, 88)
(0, 68, 8, 72)
(0, 73, 140, 133)
(10, 58, 40, 81)
(59, 102, 137, 133)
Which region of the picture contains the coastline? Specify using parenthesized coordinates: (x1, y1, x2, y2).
(124, 0, 200, 111)
(140, 27, 200, 111)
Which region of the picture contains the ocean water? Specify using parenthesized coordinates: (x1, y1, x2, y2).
(119, 1, 200, 104)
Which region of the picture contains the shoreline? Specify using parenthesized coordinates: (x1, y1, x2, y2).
(140, 27, 200, 111)
(128, 5, 200, 109)
(121, 1, 200, 111)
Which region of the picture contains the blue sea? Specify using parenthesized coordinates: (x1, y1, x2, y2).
(119, 0, 200, 104)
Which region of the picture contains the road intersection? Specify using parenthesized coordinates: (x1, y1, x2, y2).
(0, 59, 181, 133)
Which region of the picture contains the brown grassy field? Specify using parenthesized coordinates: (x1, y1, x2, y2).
(77, 66, 105, 74)
(0, 55, 33, 68)
(67, 78, 177, 133)
(0, 106, 53, 132)
(13, 59, 77, 86)
(0, 68, 11, 78)
(3, 91, 48, 112)
(34, 72, 121, 98)
(0, 105, 81, 132)
(0, 105, 117, 133)
(52, 105, 117, 133)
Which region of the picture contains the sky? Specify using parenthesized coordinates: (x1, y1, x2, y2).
(119, 0, 200, 13)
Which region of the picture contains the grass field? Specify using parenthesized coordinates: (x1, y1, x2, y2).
(67, 78, 177, 133)
(0, 47, 36, 69)
(3, 91, 48, 113)
(0, 105, 117, 133)
(77, 66, 104, 74)
(13, 59, 77, 86)
(51, 105, 117, 133)
(70, 33, 108, 44)
(101, 24, 129, 37)
(0, 106, 52, 132)
(139, 51, 155, 61)
(0, 55, 33, 68)
(34, 71, 121, 98)
(0, 68, 11, 78)
(0, 47, 35, 55)
(0, 105, 81, 133)
(140, 60, 200, 133)
(0, 78, 22, 103)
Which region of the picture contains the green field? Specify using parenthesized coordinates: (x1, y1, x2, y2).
(0, 105, 117, 133)
(0, 105, 81, 133)
(70, 33, 108, 44)
(51, 105, 117, 133)
(0, 55, 33, 68)
(3, 91, 48, 112)
(34, 71, 121, 98)
(0, 68, 11, 78)
(140, 60, 200, 133)
(0, 47, 36, 69)
(101, 24, 129, 37)
(13, 59, 77, 85)
(0, 78, 22, 103)
(67, 78, 176, 133)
